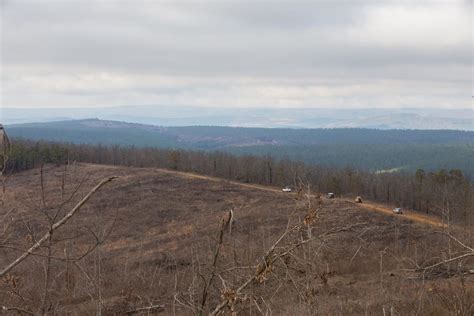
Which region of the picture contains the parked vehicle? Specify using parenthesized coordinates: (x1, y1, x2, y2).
(327, 193, 335, 199)
(282, 186, 292, 192)
(393, 207, 403, 214)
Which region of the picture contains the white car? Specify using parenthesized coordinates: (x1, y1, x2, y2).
(393, 208, 403, 214)
(282, 186, 292, 192)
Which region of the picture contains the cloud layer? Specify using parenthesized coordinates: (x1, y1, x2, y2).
(1, 0, 471, 108)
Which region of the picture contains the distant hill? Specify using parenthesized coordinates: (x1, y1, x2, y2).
(330, 113, 473, 130)
(6, 119, 474, 177)
(7, 118, 473, 147)
(7, 119, 179, 148)
(2, 106, 473, 130)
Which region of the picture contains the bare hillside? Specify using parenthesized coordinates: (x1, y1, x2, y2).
(1, 164, 472, 315)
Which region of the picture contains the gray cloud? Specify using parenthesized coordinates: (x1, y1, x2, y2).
(0, 0, 471, 108)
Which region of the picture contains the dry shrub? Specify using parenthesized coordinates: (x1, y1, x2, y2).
(428, 278, 473, 315)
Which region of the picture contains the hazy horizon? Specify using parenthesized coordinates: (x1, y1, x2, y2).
(3, 105, 473, 130)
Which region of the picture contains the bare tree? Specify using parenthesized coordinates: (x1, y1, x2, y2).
(0, 124, 12, 204)
(0, 171, 117, 314)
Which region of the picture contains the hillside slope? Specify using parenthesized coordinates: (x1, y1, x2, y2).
(8, 119, 474, 147)
(6, 119, 474, 177)
(155, 167, 447, 228)
(1, 164, 472, 314)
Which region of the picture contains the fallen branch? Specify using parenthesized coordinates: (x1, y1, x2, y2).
(0, 176, 117, 278)
(436, 231, 474, 252)
(1, 305, 34, 315)
(418, 252, 474, 272)
(125, 304, 165, 314)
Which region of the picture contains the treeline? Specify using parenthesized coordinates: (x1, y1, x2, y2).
(10, 119, 474, 147)
(165, 125, 474, 145)
(8, 138, 473, 224)
(226, 143, 474, 178)
(7, 119, 474, 178)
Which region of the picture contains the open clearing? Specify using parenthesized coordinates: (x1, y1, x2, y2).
(154, 167, 448, 228)
(1, 163, 472, 315)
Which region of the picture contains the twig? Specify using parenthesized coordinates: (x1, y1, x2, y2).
(350, 244, 362, 264)
(1, 305, 34, 315)
(209, 221, 366, 315)
(437, 231, 473, 252)
(0, 176, 117, 277)
(125, 304, 165, 314)
(199, 211, 231, 315)
(418, 252, 474, 272)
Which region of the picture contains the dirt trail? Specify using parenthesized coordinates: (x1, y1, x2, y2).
(155, 168, 284, 194)
(342, 199, 446, 228)
(80, 163, 446, 228)
(153, 167, 446, 228)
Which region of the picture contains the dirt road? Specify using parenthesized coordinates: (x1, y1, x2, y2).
(79, 163, 447, 228)
(349, 199, 446, 228)
(155, 167, 447, 228)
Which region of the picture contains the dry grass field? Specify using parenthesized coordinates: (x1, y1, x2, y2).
(1, 163, 472, 315)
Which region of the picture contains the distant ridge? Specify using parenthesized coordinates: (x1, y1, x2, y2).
(5, 118, 474, 178)
(2, 106, 472, 130)
(7, 118, 474, 148)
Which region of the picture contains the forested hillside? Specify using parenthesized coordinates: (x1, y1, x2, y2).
(7, 119, 474, 178)
(7, 119, 474, 179)
(9, 119, 474, 147)
(227, 144, 474, 177)
(7, 120, 179, 148)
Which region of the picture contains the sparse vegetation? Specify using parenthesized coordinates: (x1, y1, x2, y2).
(3, 0, 472, 313)
(0, 133, 472, 314)
(8, 139, 474, 224)
(0, 163, 472, 314)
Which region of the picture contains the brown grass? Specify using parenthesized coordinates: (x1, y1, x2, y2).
(0, 163, 472, 315)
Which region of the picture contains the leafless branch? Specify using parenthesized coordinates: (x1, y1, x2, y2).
(125, 304, 165, 315)
(0, 176, 117, 278)
(1, 305, 34, 315)
(209, 220, 366, 315)
(418, 253, 474, 272)
(199, 210, 231, 315)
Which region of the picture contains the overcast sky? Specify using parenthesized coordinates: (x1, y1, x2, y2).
(0, 0, 472, 109)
